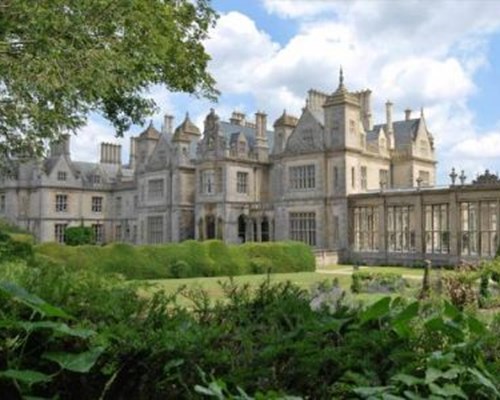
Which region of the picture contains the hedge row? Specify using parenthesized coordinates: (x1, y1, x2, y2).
(34, 240, 316, 280)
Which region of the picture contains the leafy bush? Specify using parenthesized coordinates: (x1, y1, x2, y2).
(1, 262, 499, 399)
(64, 226, 95, 245)
(0, 230, 34, 264)
(351, 271, 407, 293)
(34, 240, 315, 280)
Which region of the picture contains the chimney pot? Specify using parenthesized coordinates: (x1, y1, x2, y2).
(405, 108, 412, 121)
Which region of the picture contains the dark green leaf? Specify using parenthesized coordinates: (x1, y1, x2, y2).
(0, 369, 51, 385)
(360, 297, 391, 323)
(43, 347, 104, 373)
(468, 368, 500, 396)
(0, 281, 72, 319)
(391, 373, 423, 386)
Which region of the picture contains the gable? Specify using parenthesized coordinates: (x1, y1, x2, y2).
(145, 135, 171, 172)
(285, 109, 325, 154)
(45, 156, 79, 184)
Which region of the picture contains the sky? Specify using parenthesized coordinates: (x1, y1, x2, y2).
(73, 0, 500, 185)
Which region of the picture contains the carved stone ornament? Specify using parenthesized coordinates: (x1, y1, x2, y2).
(472, 169, 500, 185)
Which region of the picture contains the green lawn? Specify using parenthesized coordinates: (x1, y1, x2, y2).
(139, 266, 424, 306)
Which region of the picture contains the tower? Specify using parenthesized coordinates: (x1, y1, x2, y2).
(323, 67, 362, 151)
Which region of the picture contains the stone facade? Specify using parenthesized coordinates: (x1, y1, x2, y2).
(6, 72, 493, 266)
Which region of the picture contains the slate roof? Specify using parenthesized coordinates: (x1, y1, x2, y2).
(366, 118, 421, 148)
(219, 121, 274, 150)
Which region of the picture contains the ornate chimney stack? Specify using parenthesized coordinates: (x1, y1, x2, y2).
(255, 111, 269, 161)
(386, 100, 395, 149)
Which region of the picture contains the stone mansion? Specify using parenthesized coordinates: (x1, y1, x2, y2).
(1, 72, 499, 265)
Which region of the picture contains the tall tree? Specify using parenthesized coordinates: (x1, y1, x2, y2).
(0, 0, 218, 161)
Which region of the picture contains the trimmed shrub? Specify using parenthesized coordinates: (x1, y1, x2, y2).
(239, 241, 315, 274)
(34, 240, 315, 280)
(351, 271, 407, 293)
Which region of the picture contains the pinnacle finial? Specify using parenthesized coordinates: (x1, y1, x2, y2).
(339, 66, 344, 86)
(420, 106, 425, 118)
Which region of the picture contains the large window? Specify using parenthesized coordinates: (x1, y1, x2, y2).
(55, 194, 68, 212)
(147, 216, 164, 244)
(387, 206, 415, 252)
(91, 196, 103, 213)
(289, 212, 316, 246)
(360, 166, 367, 190)
(425, 204, 449, 254)
(460, 202, 478, 256)
(92, 224, 104, 244)
(379, 169, 389, 188)
(480, 201, 498, 256)
(289, 165, 315, 190)
(236, 172, 248, 194)
(54, 224, 67, 243)
(201, 170, 215, 195)
(353, 206, 379, 251)
(418, 170, 430, 187)
(0, 193, 5, 213)
(148, 179, 165, 200)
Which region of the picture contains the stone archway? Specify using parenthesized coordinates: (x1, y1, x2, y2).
(238, 215, 247, 243)
(206, 215, 216, 239)
(261, 216, 270, 242)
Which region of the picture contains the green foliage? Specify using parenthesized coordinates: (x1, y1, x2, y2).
(0, 280, 103, 398)
(64, 226, 95, 246)
(0, 0, 218, 160)
(351, 271, 407, 293)
(34, 240, 315, 280)
(0, 259, 499, 399)
(239, 241, 316, 274)
(0, 229, 34, 264)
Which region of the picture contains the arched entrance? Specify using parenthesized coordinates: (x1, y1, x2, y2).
(206, 215, 216, 239)
(238, 215, 246, 243)
(261, 217, 270, 242)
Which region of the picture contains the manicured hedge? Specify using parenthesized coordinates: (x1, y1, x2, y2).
(34, 240, 315, 279)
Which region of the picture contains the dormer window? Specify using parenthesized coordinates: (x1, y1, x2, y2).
(91, 174, 101, 184)
(57, 171, 67, 181)
(238, 140, 246, 154)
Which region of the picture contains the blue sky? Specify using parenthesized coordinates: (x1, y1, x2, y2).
(74, 0, 500, 184)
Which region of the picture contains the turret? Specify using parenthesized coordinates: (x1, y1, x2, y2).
(272, 110, 298, 154)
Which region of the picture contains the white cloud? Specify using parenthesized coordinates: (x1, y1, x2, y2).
(73, 1, 500, 181)
(72, 118, 124, 163)
(450, 131, 500, 159)
(205, 11, 279, 93)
